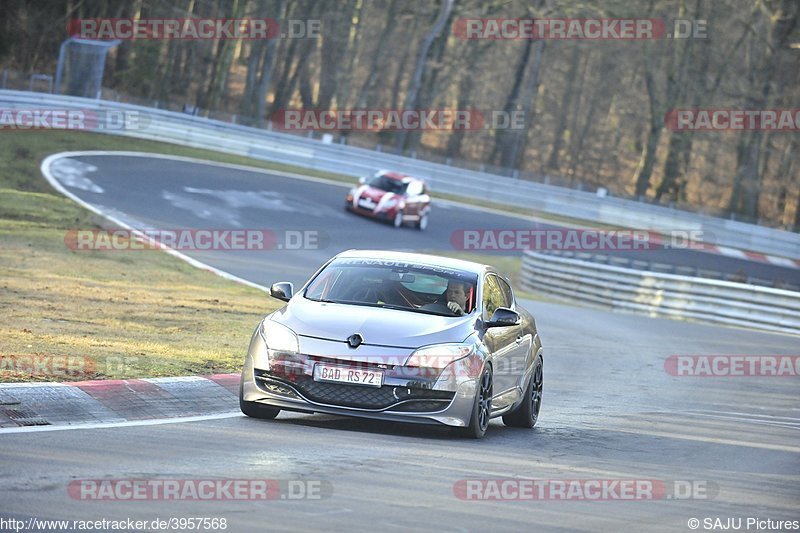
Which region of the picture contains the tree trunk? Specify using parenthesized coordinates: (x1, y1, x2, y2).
(632, 65, 661, 198)
(355, 0, 400, 108)
(255, 0, 288, 124)
(503, 40, 546, 170)
(268, 38, 302, 114)
(546, 44, 581, 170)
(317, 3, 351, 109)
(394, 0, 454, 152)
(728, 0, 798, 218)
(489, 39, 545, 170)
(297, 42, 316, 110)
(335, 0, 364, 109)
(241, 40, 266, 117)
(487, 39, 533, 164)
(403, 4, 456, 153)
(276, 38, 315, 112)
(775, 136, 796, 227)
(656, 132, 692, 202)
(389, 18, 416, 111)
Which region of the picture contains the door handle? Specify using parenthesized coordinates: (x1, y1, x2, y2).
(516, 336, 523, 344)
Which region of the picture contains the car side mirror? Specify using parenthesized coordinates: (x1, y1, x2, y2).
(270, 282, 294, 302)
(486, 307, 520, 328)
(358, 176, 366, 185)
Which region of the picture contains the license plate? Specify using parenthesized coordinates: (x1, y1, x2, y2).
(358, 198, 375, 209)
(313, 364, 383, 388)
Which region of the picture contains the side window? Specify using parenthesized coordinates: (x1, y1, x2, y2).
(497, 277, 513, 308)
(482, 275, 506, 320)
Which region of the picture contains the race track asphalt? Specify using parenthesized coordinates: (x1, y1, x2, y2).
(1, 153, 796, 532)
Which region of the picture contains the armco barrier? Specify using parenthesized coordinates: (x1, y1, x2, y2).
(521, 251, 800, 336)
(1, 89, 798, 259)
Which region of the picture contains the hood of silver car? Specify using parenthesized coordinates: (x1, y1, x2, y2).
(270, 297, 476, 349)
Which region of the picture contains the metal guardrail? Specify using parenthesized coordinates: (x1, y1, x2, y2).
(521, 252, 800, 336)
(541, 250, 800, 292)
(1, 89, 798, 259)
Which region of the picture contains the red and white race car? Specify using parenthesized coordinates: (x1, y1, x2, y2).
(345, 170, 431, 230)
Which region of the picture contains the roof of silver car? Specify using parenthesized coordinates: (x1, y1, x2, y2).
(336, 249, 491, 275)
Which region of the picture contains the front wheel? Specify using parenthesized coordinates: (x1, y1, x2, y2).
(461, 365, 493, 438)
(393, 209, 404, 228)
(502, 354, 542, 428)
(416, 212, 429, 231)
(239, 381, 280, 420)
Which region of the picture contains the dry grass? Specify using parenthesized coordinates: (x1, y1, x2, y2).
(0, 190, 277, 382)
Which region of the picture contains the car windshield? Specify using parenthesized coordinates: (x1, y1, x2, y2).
(366, 174, 408, 194)
(304, 258, 478, 316)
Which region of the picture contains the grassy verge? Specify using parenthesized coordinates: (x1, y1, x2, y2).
(0, 132, 291, 382)
(0, 189, 277, 382)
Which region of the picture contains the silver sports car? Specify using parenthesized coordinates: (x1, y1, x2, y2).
(239, 250, 543, 438)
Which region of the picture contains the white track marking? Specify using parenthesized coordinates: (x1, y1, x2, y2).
(714, 245, 748, 259)
(40, 152, 270, 293)
(766, 256, 798, 268)
(0, 412, 242, 434)
(682, 412, 800, 430)
(49, 158, 103, 193)
(0, 381, 68, 389)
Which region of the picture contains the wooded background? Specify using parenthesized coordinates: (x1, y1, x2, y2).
(1, 0, 798, 229)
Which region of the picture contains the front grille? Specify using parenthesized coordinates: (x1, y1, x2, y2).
(295, 377, 397, 408)
(258, 370, 454, 411)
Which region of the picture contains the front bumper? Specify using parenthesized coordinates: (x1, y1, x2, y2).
(348, 203, 393, 221)
(240, 332, 480, 427)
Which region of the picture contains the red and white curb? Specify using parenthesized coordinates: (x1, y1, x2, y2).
(708, 245, 800, 269)
(0, 374, 240, 430)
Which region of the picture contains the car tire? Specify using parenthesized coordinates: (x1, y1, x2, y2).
(502, 354, 542, 428)
(393, 210, 404, 228)
(416, 212, 428, 231)
(239, 382, 280, 420)
(461, 365, 493, 439)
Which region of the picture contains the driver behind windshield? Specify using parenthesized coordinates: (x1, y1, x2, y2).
(438, 280, 469, 316)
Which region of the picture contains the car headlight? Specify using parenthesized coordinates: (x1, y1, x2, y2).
(405, 344, 472, 369)
(260, 319, 299, 353)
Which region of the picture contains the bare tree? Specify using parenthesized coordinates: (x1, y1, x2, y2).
(394, 0, 454, 152)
